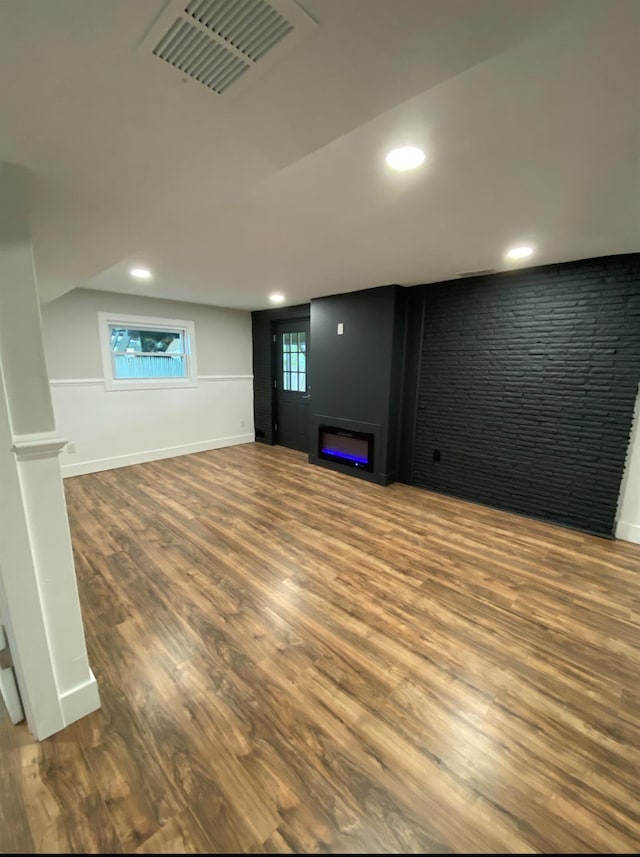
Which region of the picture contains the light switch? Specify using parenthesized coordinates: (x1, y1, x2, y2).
(337, 322, 344, 335)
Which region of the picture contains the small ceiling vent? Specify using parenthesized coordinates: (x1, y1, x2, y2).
(149, 0, 314, 95)
(153, 17, 249, 93)
(153, 18, 249, 94)
(185, 0, 293, 61)
(458, 269, 497, 278)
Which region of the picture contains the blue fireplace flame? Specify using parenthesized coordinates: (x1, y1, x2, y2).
(320, 446, 369, 465)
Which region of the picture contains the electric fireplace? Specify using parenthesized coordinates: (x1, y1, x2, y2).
(318, 426, 374, 472)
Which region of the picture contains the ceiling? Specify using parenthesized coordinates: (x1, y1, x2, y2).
(1, 0, 638, 310)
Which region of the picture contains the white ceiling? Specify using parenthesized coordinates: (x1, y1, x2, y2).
(1, 0, 638, 310)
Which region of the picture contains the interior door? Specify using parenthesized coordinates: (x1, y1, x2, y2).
(275, 318, 310, 453)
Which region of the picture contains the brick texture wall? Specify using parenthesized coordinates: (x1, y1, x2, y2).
(412, 255, 640, 536)
(251, 311, 274, 444)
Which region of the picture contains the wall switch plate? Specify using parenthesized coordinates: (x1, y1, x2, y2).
(337, 322, 344, 335)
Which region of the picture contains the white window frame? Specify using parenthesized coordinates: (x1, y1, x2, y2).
(98, 312, 198, 392)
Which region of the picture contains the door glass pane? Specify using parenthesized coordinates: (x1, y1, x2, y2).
(282, 330, 307, 393)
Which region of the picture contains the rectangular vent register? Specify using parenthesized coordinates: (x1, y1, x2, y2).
(146, 0, 316, 95)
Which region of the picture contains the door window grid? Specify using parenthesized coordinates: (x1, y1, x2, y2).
(282, 331, 307, 392)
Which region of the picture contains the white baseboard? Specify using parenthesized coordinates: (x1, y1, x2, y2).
(615, 521, 640, 545)
(60, 433, 254, 477)
(59, 670, 101, 728)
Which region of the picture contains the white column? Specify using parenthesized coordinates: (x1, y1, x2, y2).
(0, 163, 100, 739)
(616, 385, 640, 545)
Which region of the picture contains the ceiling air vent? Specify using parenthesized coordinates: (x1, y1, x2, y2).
(153, 17, 249, 93)
(150, 0, 311, 95)
(458, 269, 497, 278)
(185, 0, 293, 61)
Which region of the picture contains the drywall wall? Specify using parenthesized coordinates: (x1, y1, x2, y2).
(41, 288, 254, 476)
(309, 285, 405, 484)
(43, 288, 250, 378)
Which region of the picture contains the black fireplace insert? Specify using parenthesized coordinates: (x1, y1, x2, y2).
(318, 426, 374, 472)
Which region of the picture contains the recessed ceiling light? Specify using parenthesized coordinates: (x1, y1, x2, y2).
(129, 267, 152, 280)
(505, 245, 534, 261)
(385, 146, 426, 172)
(269, 293, 285, 303)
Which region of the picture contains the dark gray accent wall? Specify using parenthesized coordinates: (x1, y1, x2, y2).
(398, 287, 425, 484)
(309, 285, 406, 484)
(409, 255, 640, 537)
(252, 303, 309, 445)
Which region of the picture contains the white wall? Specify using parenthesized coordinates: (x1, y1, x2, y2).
(41, 288, 255, 476)
(616, 386, 640, 545)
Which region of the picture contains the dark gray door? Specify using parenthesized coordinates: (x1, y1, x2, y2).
(275, 319, 310, 452)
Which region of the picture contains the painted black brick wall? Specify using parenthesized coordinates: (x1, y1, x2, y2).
(252, 304, 310, 445)
(412, 255, 640, 536)
(251, 312, 274, 444)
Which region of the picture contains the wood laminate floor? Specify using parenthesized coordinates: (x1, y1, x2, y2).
(2, 443, 640, 853)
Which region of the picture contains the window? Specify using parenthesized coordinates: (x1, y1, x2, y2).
(282, 331, 307, 392)
(98, 312, 198, 391)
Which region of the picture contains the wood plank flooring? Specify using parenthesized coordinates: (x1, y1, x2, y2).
(2, 442, 640, 853)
